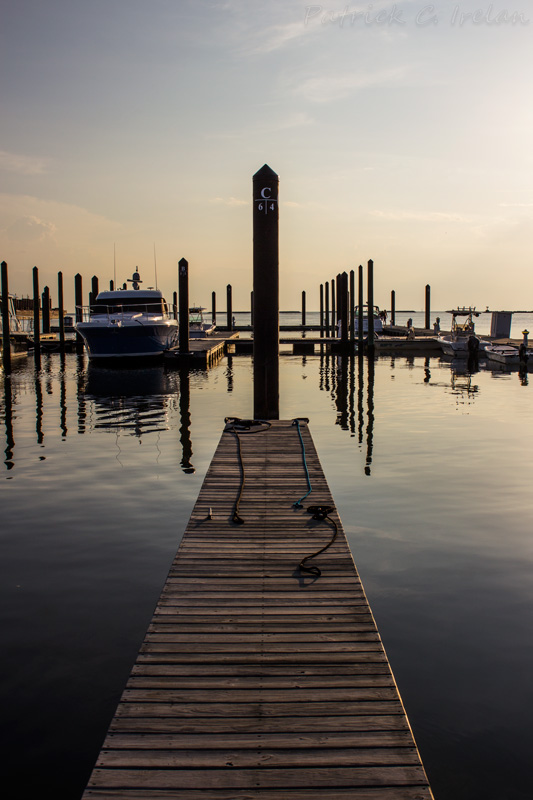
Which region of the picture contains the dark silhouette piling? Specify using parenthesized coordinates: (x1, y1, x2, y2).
(178, 258, 189, 354)
(425, 284, 431, 330)
(42, 286, 50, 334)
(1, 261, 12, 374)
(367, 259, 375, 352)
(226, 285, 233, 331)
(33, 267, 41, 366)
(325, 282, 330, 338)
(331, 278, 336, 337)
(58, 272, 65, 352)
(358, 265, 364, 349)
(391, 290, 396, 325)
(335, 271, 348, 347)
(253, 163, 279, 420)
(75, 273, 84, 353)
(212, 291, 216, 326)
(349, 269, 355, 341)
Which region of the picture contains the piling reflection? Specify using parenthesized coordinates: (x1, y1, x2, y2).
(179, 367, 194, 474)
(59, 355, 68, 439)
(319, 351, 375, 475)
(3, 377, 15, 470)
(34, 369, 44, 446)
(365, 356, 375, 476)
(225, 355, 234, 393)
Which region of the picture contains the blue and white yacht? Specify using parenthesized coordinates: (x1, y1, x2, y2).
(76, 270, 178, 360)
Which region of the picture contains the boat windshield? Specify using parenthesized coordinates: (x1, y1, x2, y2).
(92, 297, 168, 315)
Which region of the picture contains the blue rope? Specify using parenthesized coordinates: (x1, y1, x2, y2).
(292, 418, 312, 508)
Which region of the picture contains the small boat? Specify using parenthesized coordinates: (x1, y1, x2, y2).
(438, 307, 489, 357)
(76, 270, 178, 360)
(188, 307, 216, 338)
(354, 304, 384, 334)
(484, 344, 522, 366)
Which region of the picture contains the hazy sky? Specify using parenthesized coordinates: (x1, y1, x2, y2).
(1, 0, 532, 310)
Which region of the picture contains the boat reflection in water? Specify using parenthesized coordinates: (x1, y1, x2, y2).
(83, 363, 194, 472)
(84, 364, 175, 435)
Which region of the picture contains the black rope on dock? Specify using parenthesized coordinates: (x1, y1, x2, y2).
(223, 417, 271, 525)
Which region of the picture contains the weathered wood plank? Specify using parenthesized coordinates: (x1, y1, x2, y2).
(82, 420, 432, 800)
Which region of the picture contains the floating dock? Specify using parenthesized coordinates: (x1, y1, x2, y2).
(165, 332, 240, 367)
(83, 419, 433, 799)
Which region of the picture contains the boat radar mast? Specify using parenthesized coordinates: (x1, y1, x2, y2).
(127, 270, 143, 291)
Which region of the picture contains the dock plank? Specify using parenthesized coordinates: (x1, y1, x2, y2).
(83, 420, 433, 799)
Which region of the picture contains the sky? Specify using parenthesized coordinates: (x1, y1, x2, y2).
(1, 0, 532, 311)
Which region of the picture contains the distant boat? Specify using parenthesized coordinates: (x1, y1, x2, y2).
(484, 344, 522, 366)
(438, 307, 489, 357)
(76, 270, 178, 360)
(188, 307, 216, 338)
(353, 304, 384, 334)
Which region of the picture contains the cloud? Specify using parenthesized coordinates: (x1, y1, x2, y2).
(6, 215, 57, 242)
(371, 209, 468, 223)
(0, 150, 50, 175)
(294, 66, 411, 102)
(209, 196, 247, 206)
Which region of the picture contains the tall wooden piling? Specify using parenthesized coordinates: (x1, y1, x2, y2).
(33, 267, 41, 366)
(92, 276, 99, 300)
(425, 284, 431, 330)
(319, 283, 324, 334)
(391, 290, 396, 325)
(173, 292, 178, 321)
(250, 291, 254, 327)
(178, 258, 189, 355)
(349, 269, 355, 340)
(211, 291, 216, 326)
(74, 273, 84, 353)
(367, 259, 375, 351)
(58, 272, 65, 352)
(253, 163, 279, 420)
(42, 286, 50, 333)
(325, 281, 330, 338)
(340, 271, 349, 346)
(226, 285, 233, 331)
(358, 265, 364, 348)
(331, 278, 336, 337)
(301, 290, 306, 327)
(1, 261, 12, 374)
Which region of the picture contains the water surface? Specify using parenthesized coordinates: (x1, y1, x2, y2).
(1, 346, 532, 799)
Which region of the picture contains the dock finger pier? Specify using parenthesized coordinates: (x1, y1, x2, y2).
(83, 418, 433, 799)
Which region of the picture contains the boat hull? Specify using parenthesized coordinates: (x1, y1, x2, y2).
(438, 335, 489, 357)
(484, 346, 520, 365)
(77, 321, 178, 359)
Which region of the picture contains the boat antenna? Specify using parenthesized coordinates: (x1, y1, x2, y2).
(153, 242, 158, 290)
(113, 243, 117, 288)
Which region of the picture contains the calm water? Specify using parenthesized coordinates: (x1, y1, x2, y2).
(1, 342, 533, 799)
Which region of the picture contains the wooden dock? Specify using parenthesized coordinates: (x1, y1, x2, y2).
(165, 332, 240, 367)
(83, 419, 433, 799)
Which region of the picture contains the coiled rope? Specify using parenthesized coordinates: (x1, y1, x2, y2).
(223, 417, 338, 578)
(223, 417, 271, 525)
(298, 505, 338, 577)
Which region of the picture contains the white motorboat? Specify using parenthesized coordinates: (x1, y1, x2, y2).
(354, 304, 384, 334)
(438, 307, 489, 357)
(76, 270, 178, 360)
(188, 307, 216, 338)
(484, 344, 521, 366)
